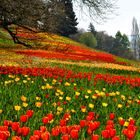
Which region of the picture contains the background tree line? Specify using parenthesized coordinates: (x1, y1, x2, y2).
(71, 23, 134, 59)
(0, 0, 133, 60)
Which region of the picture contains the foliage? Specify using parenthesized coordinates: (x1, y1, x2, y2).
(111, 31, 131, 58)
(74, 0, 117, 22)
(88, 23, 97, 36)
(79, 32, 97, 48)
(44, 0, 78, 37)
(94, 31, 134, 60)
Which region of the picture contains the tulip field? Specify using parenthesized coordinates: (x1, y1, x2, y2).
(0, 26, 140, 140)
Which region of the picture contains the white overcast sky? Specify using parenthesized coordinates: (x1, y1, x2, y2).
(75, 0, 140, 37)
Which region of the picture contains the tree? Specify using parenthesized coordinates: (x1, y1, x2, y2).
(74, 0, 117, 22)
(0, 0, 46, 47)
(79, 32, 97, 48)
(112, 31, 131, 58)
(43, 0, 78, 36)
(95, 31, 133, 59)
(95, 31, 114, 52)
(88, 23, 97, 36)
(58, 0, 78, 36)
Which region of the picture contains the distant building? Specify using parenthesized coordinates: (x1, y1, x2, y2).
(130, 17, 140, 60)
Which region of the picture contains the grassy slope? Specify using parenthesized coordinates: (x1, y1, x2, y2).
(0, 25, 140, 75)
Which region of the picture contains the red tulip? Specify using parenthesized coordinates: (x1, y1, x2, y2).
(61, 126, 68, 134)
(86, 115, 93, 121)
(0, 131, 9, 140)
(119, 119, 125, 126)
(80, 120, 86, 128)
(88, 112, 95, 118)
(11, 122, 20, 131)
(106, 124, 114, 130)
(88, 121, 100, 131)
(51, 127, 60, 136)
(21, 127, 30, 136)
(3, 120, 12, 127)
(17, 127, 23, 135)
(63, 113, 71, 121)
(73, 125, 81, 131)
(62, 134, 70, 140)
(40, 126, 47, 132)
(70, 129, 78, 139)
(109, 129, 116, 137)
(126, 129, 135, 139)
(67, 126, 73, 133)
(26, 110, 34, 118)
(42, 117, 49, 125)
(45, 94, 49, 98)
(129, 119, 136, 125)
(87, 128, 92, 135)
(34, 130, 41, 139)
(20, 115, 28, 123)
(106, 120, 114, 125)
(0, 126, 8, 131)
(60, 119, 67, 126)
(47, 113, 53, 121)
(112, 136, 120, 140)
(91, 134, 100, 140)
(109, 113, 115, 120)
(41, 131, 50, 140)
(30, 135, 39, 140)
(12, 136, 21, 140)
(102, 130, 110, 139)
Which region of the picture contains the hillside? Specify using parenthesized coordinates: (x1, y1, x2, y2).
(0, 25, 140, 69)
(1, 25, 140, 139)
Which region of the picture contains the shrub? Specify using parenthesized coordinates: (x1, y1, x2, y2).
(79, 32, 97, 48)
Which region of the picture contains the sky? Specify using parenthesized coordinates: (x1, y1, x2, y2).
(75, 0, 140, 37)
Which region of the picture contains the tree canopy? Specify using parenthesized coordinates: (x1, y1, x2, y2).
(0, 0, 117, 47)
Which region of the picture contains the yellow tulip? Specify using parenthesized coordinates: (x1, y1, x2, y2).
(22, 102, 28, 107)
(121, 95, 126, 101)
(36, 96, 41, 100)
(59, 96, 63, 100)
(23, 80, 27, 83)
(118, 104, 123, 108)
(66, 96, 71, 101)
(41, 86, 45, 90)
(14, 105, 21, 111)
(116, 91, 120, 95)
(21, 95, 27, 102)
(35, 102, 42, 108)
(0, 109, 3, 114)
(92, 95, 97, 99)
(60, 92, 64, 95)
(57, 107, 63, 112)
(46, 84, 53, 89)
(124, 121, 129, 127)
(55, 92, 59, 96)
(85, 95, 89, 99)
(65, 82, 70, 86)
(75, 92, 80, 96)
(71, 109, 76, 113)
(15, 77, 20, 82)
(87, 90, 92, 94)
(89, 103, 94, 108)
(102, 102, 108, 107)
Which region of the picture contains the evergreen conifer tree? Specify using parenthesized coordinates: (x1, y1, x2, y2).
(58, 0, 78, 36)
